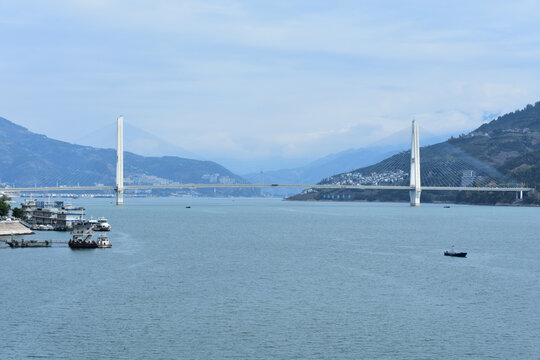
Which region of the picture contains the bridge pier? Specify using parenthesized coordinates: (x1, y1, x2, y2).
(409, 120, 421, 206)
(116, 187, 124, 205)
(116, 116, 124, 206)
(410, 189, 421, 206)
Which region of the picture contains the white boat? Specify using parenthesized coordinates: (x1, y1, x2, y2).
(93, 217, 111, 231)
(35, 224, 54, 231)
(96, 234, 112, 248)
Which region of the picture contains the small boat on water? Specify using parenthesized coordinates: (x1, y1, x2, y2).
(444, 246, 467, 257)
(444, 205, 451, 208)
(96, 234, 112, 248)
(7, 239, 51, 248)
(444, 251, 467, 257)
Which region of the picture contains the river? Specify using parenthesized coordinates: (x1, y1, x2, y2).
(1, 198, 539, 359)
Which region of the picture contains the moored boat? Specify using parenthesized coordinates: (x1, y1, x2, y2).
(68, 239, 97, 249)
(96, 234, 112, 248)
(69, 221, 97, 249)
(93, 217, 111, 231)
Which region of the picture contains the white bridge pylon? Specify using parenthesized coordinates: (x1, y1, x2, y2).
(409, 120, 421, 206)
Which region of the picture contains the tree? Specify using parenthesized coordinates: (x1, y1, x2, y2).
(0, 199, 10, 217)
(11, 207, 23, 219)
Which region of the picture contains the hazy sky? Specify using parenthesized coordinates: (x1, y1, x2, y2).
(1, 0, 540, 167)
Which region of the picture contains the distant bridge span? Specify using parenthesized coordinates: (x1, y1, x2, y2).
(2, 183, 532, 193)
(1, 118, 533, 205)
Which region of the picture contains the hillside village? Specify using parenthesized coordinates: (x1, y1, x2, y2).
(321, 170, 407, 186)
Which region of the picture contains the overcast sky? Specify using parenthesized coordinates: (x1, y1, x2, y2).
(1, 0, 540, 168)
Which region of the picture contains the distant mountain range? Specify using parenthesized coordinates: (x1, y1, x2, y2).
(0, 117, 254, 196)
(242, 130, 452, 196)
(242, 146, 402, 196)
(290, 101, 540, 204)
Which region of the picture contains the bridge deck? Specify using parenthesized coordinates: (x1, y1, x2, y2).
(1, 184, 532, 192)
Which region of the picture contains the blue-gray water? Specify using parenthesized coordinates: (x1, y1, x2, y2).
(1, 198, 539, 359)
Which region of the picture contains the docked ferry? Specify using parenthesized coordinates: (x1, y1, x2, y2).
(21, 199, 85, 231)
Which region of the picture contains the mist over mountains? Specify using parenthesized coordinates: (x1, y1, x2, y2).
(242, 128, 454, 196)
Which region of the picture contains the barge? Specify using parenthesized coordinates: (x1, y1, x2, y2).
(69, 222, 97, 249)
(7, 239, 51, 248)
(68, 221, 112, 249)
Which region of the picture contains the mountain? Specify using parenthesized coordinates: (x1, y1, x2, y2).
(289, 101, 540, 204)
(0, 117, 254, 196)
(476, 103, 540, 133)
(244, 146, 401, 184)
(242, 146, 402, 197)
(242, 128, 456, 197)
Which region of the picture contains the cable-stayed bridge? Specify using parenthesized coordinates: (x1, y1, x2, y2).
(1, 117, 532, 206)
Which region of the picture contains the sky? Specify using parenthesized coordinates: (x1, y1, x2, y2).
(1, 0, 540, 172)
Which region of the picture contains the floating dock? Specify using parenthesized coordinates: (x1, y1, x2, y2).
(6, 239, 52, 248)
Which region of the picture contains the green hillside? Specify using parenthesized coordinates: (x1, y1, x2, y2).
(477, 102, 540, 133)
(499, 150, 540, 190)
